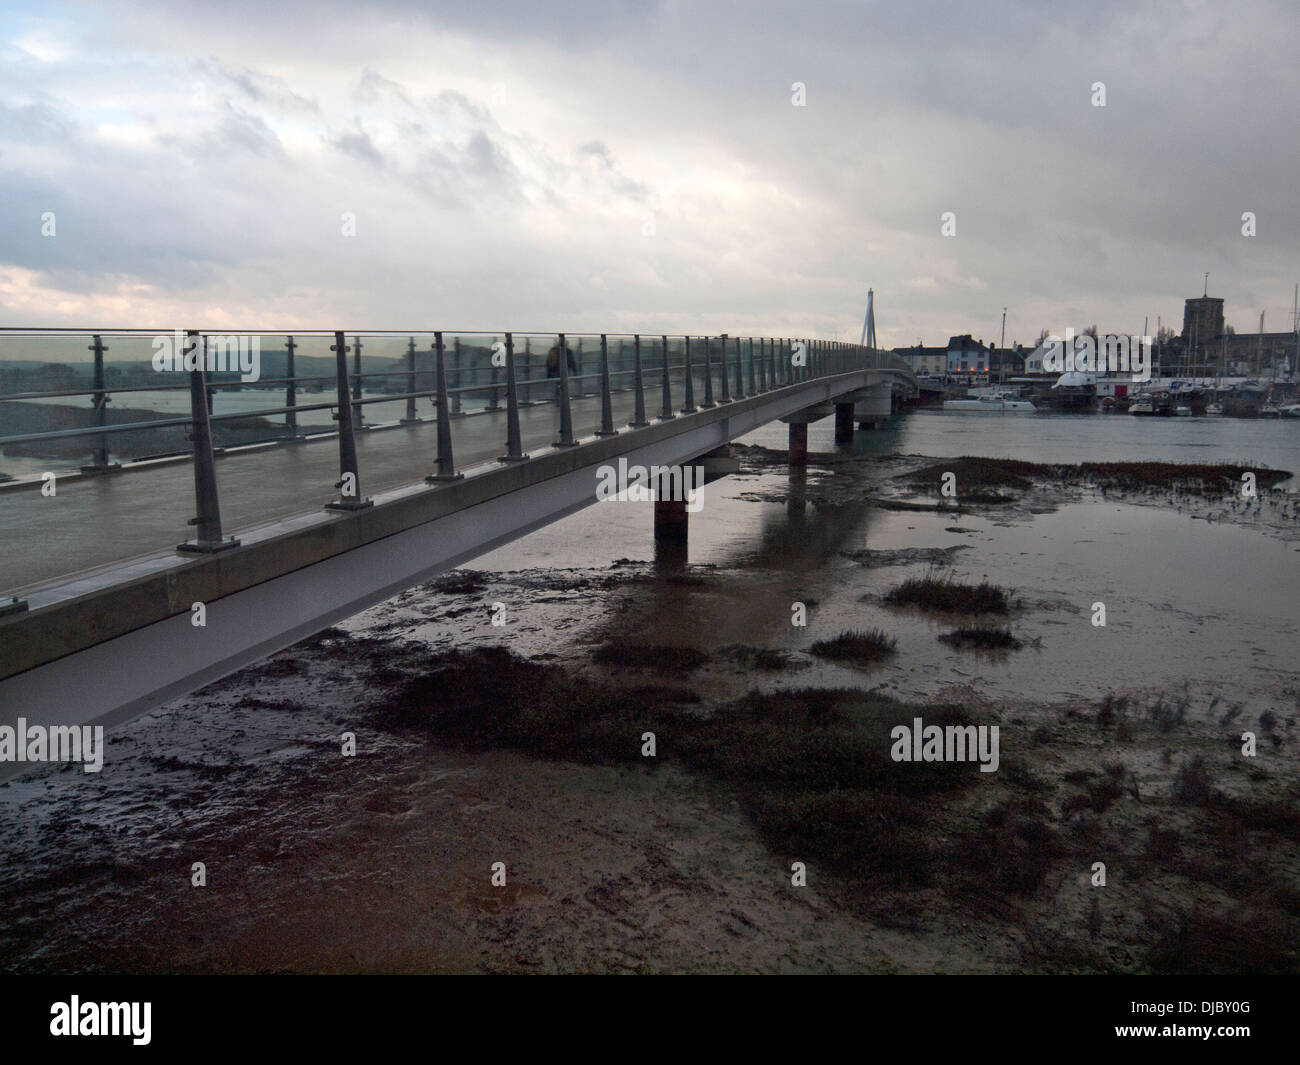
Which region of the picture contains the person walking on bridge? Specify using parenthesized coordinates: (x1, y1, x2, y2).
(546, 341, 577, 401)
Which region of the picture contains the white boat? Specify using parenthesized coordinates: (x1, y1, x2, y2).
(1205, 402, 1224, 416)
(1174, 405, 1192, 416)
(1261, 403, 1282, 418)
(1280, 404, 1300, 418)
(1129, 395, 1155, 415)
(943, 391, 1036, 413)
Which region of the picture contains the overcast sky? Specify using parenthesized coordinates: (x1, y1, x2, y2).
(1, 0, 1297, 350)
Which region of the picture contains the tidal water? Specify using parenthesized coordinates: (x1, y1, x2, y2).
(451, 409, 1300, 709)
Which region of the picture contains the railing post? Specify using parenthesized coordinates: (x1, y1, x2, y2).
(286, 335, 299, 435)
(0, 596, 26, 617)
(179, 331, 240, 550)
(81, 334, 118, 472)
(733, 336, 744, 399)
(488, 339, 502, 410)
(701, 335, 716, 408)
(554, 332, 578, 446)
(630, 334, 649, 427)
(596, 333, 617, 436)
(747, 337, 757, 396)
(719, 334, 731, 402)
(682, 336, 698, 413)
(401, 336, 420, 423)
(659, 334, 675, 419)
(325, 330, 372, 509)
(428, 331, 464, 481)
(351, 334, 364, 427)
(498, 332, 529, 462)
(521, 338, 534, 405)
(452, 337, 463, 414)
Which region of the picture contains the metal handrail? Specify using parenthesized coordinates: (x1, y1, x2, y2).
(0, 330, 915, 580)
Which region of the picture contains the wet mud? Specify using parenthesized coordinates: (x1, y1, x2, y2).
(1, 445, 1297, 973)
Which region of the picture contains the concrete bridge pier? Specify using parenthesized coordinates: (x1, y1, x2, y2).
(834, 402, 855, 444)
(653, 495, 688, 542)
(652, 467, 691, 567)
(853, 382, 893, 430)
(780, 403, 833, 467)
(788, 423, 808, 467)
(653, 445, 734, 543)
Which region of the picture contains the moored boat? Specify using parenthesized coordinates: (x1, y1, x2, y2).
(943, 391, 1037, 413)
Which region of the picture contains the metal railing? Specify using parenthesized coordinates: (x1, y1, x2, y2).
(0, 328, 914, 578)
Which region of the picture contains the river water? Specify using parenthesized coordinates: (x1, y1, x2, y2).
(442, 408, 1300, 711)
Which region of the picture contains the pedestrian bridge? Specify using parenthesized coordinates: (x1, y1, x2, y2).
(0, 327, 915, 760)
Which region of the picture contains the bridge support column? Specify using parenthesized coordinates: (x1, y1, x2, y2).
(653, 496, 688, 543)
(788, 422, 808, 467)
(834, 402, 855, 443)
(854, 381, 893, 430)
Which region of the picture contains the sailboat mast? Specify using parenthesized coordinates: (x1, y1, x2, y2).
(1258, 311, 1265, 378)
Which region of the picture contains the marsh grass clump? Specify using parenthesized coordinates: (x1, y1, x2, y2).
(1096, 692, 1131, 730)
(1147, 907, 1298, 974)
(678, 689, 984, 888)
(903, 457, 1038, 491)
(809, 629, 898, 665)
(950, 799, 1060, 896)
(938, 625, 1023, 650)
(896, 457, 1291, 500)
(426, 570, 488, 595)
(1148, 696, 1188, 733)
(1172, 755, 1214, 805)
(380, 646, 660, 764)
(377, 651, 1025, 902)
(1078, 461, 1291, 496)
(886, 571, 1010, 615)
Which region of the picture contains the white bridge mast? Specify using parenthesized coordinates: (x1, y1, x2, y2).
(858, 288, 877, 349)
